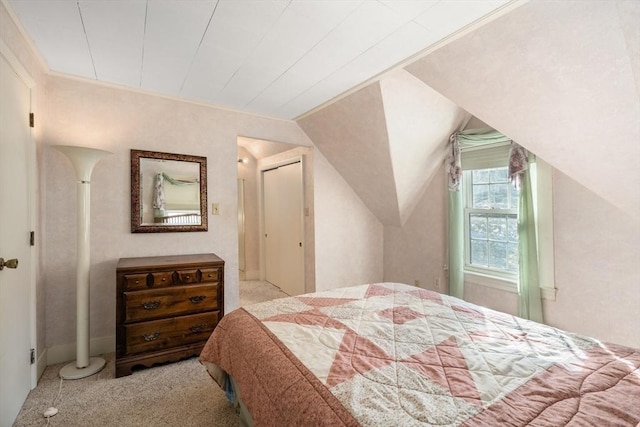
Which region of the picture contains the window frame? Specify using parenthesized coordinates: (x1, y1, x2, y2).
(457, 146, 556, 300)
(462, 168, 519, 288)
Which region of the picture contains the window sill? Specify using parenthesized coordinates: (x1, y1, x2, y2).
(464, 271, 557, 301)
(465, 271, 517, 293)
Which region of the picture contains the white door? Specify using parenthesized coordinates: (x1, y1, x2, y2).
(0, 51, 33, 427)
(263, 162, 304, 295)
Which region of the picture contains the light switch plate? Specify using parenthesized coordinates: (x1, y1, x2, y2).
(212, 203, 220, 215)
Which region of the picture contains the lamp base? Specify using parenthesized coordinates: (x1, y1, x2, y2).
(59, 357, 106, 380)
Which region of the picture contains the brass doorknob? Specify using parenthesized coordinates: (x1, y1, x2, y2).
(0, 258, 19, 270)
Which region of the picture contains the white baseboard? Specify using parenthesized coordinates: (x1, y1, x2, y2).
(243, 270, 260, 280)
(37, 348, 48, 381)
(46, 335, 115, 366)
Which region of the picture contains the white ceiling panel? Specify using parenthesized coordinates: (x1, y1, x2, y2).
(276, 21, 440, 119)
(141, 0, 217, 95)
(326, 1, 404, 54)
(6, 0, 514, 119)
(247, 0, 419, 115)
(216, 0, 361, 108)
(79, 0, 146, 87)
(181, 0, 289, 104)
(377, 0, 439, 21)
(414, 0, 501, 39)
(9, 0, 94, 78)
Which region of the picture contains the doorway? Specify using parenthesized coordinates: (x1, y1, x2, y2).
(236, 137, 315, 295)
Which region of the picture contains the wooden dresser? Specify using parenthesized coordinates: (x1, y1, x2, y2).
(115, 253, 224, 377)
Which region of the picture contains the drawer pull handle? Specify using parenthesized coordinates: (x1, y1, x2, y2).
(143, 332, 160, 342)
(190, 324, 208, 333)
(142, 301, 160, 310)
(189, 295, 206, 304)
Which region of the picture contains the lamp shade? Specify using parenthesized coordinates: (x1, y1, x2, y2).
(53, 145, 112, 181)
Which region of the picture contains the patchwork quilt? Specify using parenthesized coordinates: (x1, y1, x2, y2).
(200, 283, 640, 426)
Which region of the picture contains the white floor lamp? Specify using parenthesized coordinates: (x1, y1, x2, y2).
(54, 145, 112, 380)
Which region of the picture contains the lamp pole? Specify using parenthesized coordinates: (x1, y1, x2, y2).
(54, 145, 112, 380)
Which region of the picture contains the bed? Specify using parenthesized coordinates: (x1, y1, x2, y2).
(199, 282, 640, 426)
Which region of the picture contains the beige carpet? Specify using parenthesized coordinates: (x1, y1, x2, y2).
(13, 281, 288, 427)
(238, 280, 289, 306)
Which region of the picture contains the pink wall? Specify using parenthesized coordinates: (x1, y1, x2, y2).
(385, 163, 640, 349)
(406, 0, 640, 220)
(384, 163, 447, 292)
(544, 171, 640, 348)
(41, 76, 304, 348)
(40, 75, 382, 357)
(314, 150, 383, 290)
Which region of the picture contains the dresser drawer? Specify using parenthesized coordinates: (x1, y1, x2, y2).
(124, 311, 219, 355)
(123, 273, 150, 291)
(200, 268, 221, 283)
(124, 284, 218, 323)
(150, 271, 173, 288)
(176, 269, 198, 284)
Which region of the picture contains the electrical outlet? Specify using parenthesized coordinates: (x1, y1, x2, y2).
(414, 279, 420, 287)
(434, 277, 440, 289)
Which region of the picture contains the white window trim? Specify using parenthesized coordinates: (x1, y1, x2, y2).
(532, 158, 556, 301)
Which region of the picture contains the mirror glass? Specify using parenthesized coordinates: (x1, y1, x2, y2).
(131, 150, 207, 233)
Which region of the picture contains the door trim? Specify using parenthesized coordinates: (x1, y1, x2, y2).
(0, 38, 38, 387)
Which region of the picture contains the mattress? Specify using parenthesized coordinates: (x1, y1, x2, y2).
(200, 282, 640, 426)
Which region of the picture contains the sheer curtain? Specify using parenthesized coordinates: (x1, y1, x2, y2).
(447, 129, 543, 322)
(509, 144, 544, 323)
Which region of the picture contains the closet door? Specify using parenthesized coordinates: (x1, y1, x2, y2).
(263, 162, 304, 295)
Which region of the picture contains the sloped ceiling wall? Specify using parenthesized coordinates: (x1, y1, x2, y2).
(380, 69, 468, 225)
(297, 82, 399, 225)
(298, 70, 467, 226)
(406, 0, 640, 220)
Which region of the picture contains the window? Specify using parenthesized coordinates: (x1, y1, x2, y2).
(463, 167, 519, 282)
(458, 143, 555, 299)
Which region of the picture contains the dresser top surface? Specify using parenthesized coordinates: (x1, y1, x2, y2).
(117, 253, 224, 270)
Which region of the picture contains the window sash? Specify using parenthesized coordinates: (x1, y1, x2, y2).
(462, 168, 518, 281)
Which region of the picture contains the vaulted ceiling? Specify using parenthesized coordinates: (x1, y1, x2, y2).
(301, 0, 639, 225)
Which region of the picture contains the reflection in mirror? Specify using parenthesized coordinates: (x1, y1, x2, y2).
(131, 150, 207, 233)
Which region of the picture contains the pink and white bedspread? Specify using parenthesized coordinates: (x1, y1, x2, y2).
(200, 283, 640, 426)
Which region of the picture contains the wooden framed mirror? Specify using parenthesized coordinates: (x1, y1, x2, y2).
(131, 149, 207, 233)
